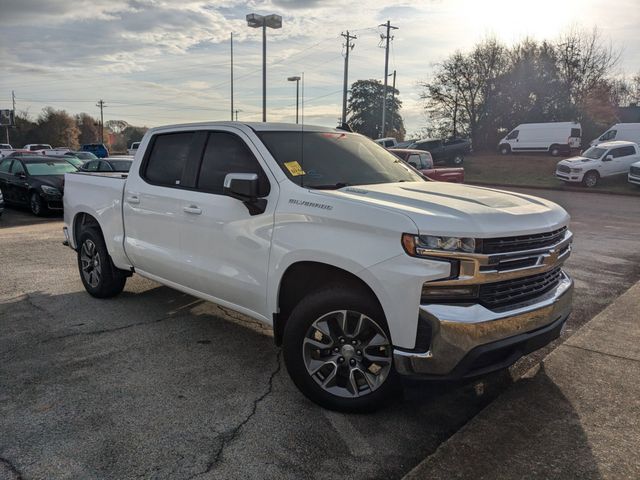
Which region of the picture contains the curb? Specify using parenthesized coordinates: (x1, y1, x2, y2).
(467, 180, 640, 198)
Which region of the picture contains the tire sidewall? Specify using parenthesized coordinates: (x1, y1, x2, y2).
(30, 192, 45, 216)
(282, 286, 400, 412)
(583, 171, 598, 187)
(77, 228, 125, 297)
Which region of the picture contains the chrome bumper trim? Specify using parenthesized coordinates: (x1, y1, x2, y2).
(394, 272, 573, 376)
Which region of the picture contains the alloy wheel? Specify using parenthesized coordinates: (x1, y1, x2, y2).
(80, 239, 102, 288)
(302, 310, 392, 398)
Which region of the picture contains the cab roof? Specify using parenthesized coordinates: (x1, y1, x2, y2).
(147, 121, 339, 134)
(592, 140, 638, 148)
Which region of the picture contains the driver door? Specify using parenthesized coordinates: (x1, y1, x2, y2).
(9, 160, 29, 205)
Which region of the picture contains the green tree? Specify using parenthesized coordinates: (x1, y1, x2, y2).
(347, 79, 405, 140)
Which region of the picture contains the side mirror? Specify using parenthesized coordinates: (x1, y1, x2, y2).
(604, 155, 613, 162)
(223, 173, 266, 215)
(224, 173, 258, 200)
(15, 172, 26, 178)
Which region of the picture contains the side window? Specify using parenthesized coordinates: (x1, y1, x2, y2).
(506, 130, 519, 140)
(98, 161, 113, 172)
(600, 130, 616, 141)
(197, 132, 269, 196)
(0, 159, 11, 173)
(419, 153, 432, 169)
(570, 128, 581, 137)
(85, 161, 99, 171)
(144, 132, 194, 187)
(614, 146, 636, 157)
(407, 154, 420, 168)
(11, 161, 25, 174)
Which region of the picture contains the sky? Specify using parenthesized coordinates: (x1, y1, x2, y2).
(1, 0, 639, 137)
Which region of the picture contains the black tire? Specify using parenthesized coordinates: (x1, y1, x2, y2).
(30, 191, 48, 216)
(450, 154, 464, 165)
(77, 227, 127, 298)
(282, 284, 400, 412)
(582, 170, 599, 188)
(549, 145, 561, 157)
(499, 144, 511, 155)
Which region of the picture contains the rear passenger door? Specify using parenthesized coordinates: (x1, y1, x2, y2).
(122, 130, 202, 284)
(610, 146, 638, 174)
(178, 129, 277, 316)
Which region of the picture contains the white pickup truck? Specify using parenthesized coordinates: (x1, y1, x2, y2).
(63, 122, 574, 411)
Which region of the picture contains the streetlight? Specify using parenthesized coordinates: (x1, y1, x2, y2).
(246, 13, 282, 122)
(287, 76, 301, 124)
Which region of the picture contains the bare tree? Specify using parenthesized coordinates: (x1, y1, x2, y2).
(555, 26, 621, 108)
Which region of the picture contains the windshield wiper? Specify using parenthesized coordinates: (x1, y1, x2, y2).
(308, 182, 350, 190)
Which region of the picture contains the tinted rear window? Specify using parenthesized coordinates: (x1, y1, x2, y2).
(144, 132, 193, 187)
(570, 128, 581, 137)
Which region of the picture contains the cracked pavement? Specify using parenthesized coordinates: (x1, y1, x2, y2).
(1, 187, 640, 479)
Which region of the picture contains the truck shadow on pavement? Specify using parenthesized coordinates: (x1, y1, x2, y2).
(0, 286, 599, 480)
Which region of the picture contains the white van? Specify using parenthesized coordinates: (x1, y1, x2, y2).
(555, 141, 640, 187)
(498, 122, 581, 156)
(590, 123, 640, 146)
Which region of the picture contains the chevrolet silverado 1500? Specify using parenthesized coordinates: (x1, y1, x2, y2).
(63, 122, 573, 411)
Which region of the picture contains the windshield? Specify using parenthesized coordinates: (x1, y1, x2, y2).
(25, 161, 77, 175)
(582, 146, 606, 159)
(257, 131, 423, 188)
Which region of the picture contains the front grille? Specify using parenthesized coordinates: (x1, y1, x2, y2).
(480, 227, 567, 254)
(478, 267, 563, 309)
(631, 166, 640, 176)
(557, 165, 570, 174)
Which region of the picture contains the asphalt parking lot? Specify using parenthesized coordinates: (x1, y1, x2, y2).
(1, 188, 640, 480)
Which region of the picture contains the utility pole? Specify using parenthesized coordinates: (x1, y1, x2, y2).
(230, 32, 234, 121)
(234, 109, 242, 121)
(380, 20, 398, 138)
(341, 31, 356, 125)
(6, 90, 15, 144)
(96, 99, 105, 144)
(389, 70, 396, 135)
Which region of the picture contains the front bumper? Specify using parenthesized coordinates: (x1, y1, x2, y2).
(394, 271, 573, 379)
(628, 173, 640, 186)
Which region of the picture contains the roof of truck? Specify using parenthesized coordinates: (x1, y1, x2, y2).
(147, 121, 339, 134)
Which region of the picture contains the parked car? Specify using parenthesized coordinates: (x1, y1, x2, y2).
(4, 150, 33, 158)
(63, 122, 573, 412)
(555, 141, 640, 187)
(64, 151, 99, 162)
(80, 158, 132, 173)
(0, 144, 14, 159)
(81, 143, 109, 158)
(408, 138, 470, 165)
(0, 188, 4, 217)
(127, 141, 141, 156)
(0, 155, 77, 215)
(374, 137, 398, 148)
(590, 123, 640, 146)
(23, 144, 53, 152)
(389, 148, 464, 183)
(627, 160, 640, 187)
(498, 122, 581, 156)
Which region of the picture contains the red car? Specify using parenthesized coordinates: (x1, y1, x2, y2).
(389, 148, 464, 183)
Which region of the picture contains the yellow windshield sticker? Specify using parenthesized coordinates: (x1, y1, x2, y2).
(284, 161, 305, 176)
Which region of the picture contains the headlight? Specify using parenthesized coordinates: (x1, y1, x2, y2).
(402, 233, 477, 256)
(570, 168, 582, 173)
(41, 185, 60, 195)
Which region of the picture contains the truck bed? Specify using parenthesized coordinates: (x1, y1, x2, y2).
(63, 171, 131, 270)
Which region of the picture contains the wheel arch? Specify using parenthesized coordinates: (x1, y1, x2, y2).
(73, 212, 102, 247)
(273, 261, 383, 346)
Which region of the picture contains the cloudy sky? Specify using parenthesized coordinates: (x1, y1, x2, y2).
(1, 0, 639, 136)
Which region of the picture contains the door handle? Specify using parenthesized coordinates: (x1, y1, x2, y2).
(126, 195, 140, 205)
(183, 205, 202, 215)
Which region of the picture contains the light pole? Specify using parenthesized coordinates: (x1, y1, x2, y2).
(246, 13, 282, 122)
(287, 76, 301, 124)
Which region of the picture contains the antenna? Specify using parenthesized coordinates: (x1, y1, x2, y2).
(300, 72, 305, 188)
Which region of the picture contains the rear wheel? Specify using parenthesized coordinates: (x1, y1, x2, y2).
(550, 145, 562, 157)
(582, 170, 599, 188)
(77, 227, 127, 298)
(451, 154, 464, 165)
(283, 286, 399, 412)
(30, 192, 47, 216)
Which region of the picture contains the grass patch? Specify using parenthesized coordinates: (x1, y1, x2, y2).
(463, 153, 640, 196)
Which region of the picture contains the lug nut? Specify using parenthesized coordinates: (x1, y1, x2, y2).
(356, 350, 362, 356)
(333, 347, 339, 353)
(349, 358, 356, 366)
(351, 340, 357, 345)
(338, 357, 345, 363)
(339, 338, 346, 344)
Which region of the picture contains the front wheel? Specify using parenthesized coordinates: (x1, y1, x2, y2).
(77, 227, 127, 298)
(283, 286, 399, 412)
(582, 171, 599, 188)
(30, 192, 47, 216)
